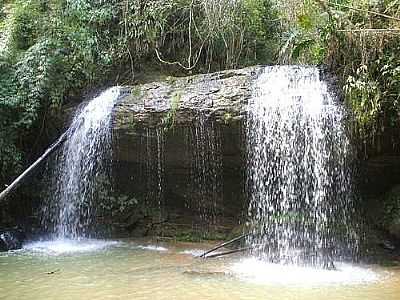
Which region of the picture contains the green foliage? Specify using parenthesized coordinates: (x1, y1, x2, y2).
(0, 0, 119, 184)
(330, 2, 400, 143)
(241, 0, 280, 64)
(8, 0, 43, 51)
(10, 0, 400, 187)
(118, 0, 280, 70)
(0, 60, 22, 181)
(277, 0, 333, 64)
(99, 193, 140, 216)
(274, 0, 400, 149)
(344, 65, 381, 131)
(119, 0, 172, 57)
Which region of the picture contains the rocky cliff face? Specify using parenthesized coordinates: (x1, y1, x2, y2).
(90, 65, 400, 246)
(107, 67, 262, 239)
(113, 66, 260, 129)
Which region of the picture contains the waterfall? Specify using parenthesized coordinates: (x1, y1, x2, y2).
(142, 127, 165, 219)
(43, 87, 121, 239)
(246, 66, 358, 266)
(187, 114, 223, 231)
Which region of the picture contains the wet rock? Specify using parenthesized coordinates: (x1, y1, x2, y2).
(110, 67, 258, 239)
(0, 228, 26, 251)
(360, 156, 400, 198)
(379, 240, 396, 251)
(381, 185, 400, 240)
(113, 66, 260, 130)
(358, 156, 400, 247)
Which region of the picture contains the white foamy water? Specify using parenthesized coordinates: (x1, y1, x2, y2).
(246, 66, 358, 266)
(187, 113, 223, 229)
(180, 249, 205, 256)
(137, 245, 168, 252)
(23, 239, 119, 255)
(231, 258, 381, 286)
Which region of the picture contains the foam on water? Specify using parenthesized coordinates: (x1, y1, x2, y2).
(137, 245, 168, 252)
(180, 249, 205, 256)
(23, 239, 119, 255)
(231, 257, 381, 286)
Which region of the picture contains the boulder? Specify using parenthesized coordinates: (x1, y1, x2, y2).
(0, 228, 26, 251)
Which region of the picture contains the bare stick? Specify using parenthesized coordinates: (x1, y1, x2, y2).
(337, 28, 400, 33)
(199, 234, 248, 258)
(328, 2, 400, 22)
(0, 131, 67, 203)
(203, 247, 252, 259)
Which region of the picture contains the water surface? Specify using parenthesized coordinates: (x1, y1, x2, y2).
(0, 239, 399, 300)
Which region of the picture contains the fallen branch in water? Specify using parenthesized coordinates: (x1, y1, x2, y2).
(199, 234, 248, 258)
(202, 247, 252, 259)
(0, 131, 67, 203)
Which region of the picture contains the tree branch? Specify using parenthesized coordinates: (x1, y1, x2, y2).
(328, 2, 400, 22)
(337, 28, 400, 33)
(0, 131, 67, 203)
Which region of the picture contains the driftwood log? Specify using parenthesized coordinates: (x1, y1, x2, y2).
(202, 247, 252, 259)
(199, 234, 248, 258)
(0, 131, 67, 203)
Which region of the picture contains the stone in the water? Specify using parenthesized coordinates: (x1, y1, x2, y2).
(379, 240, 396, 251)
(0, 228, 25, 251)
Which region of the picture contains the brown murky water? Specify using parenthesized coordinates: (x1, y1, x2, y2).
(0, 239, 399, 300)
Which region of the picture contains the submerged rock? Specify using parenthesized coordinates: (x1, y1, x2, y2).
(0, 228, 26, 251)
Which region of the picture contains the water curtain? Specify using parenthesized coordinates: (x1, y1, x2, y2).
(246, 66, 358, 266)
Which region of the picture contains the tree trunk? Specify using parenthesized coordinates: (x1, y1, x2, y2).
(199, 234, 248, 258)
(202, 247, 252, 259)
(0, 131, 67, 203)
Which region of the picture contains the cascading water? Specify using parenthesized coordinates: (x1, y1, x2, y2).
(246, 66, 358, 267)
(142, 127, 165, 218)
(187, 114, 223, 230)
(43, 87, 121, 239)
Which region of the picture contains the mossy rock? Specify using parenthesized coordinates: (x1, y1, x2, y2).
(383, 185, 400, 239)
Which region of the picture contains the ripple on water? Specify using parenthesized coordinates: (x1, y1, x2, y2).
(23, 239, 120, 255)
(231, 258, 382, 286)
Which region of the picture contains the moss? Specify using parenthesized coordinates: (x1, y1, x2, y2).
(173, 230, 227, 242)
(131, 86, 142, 98)
(162, 91, 181, 131)
(222, 112, 233, 124)
(165, 76, 177, 84)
